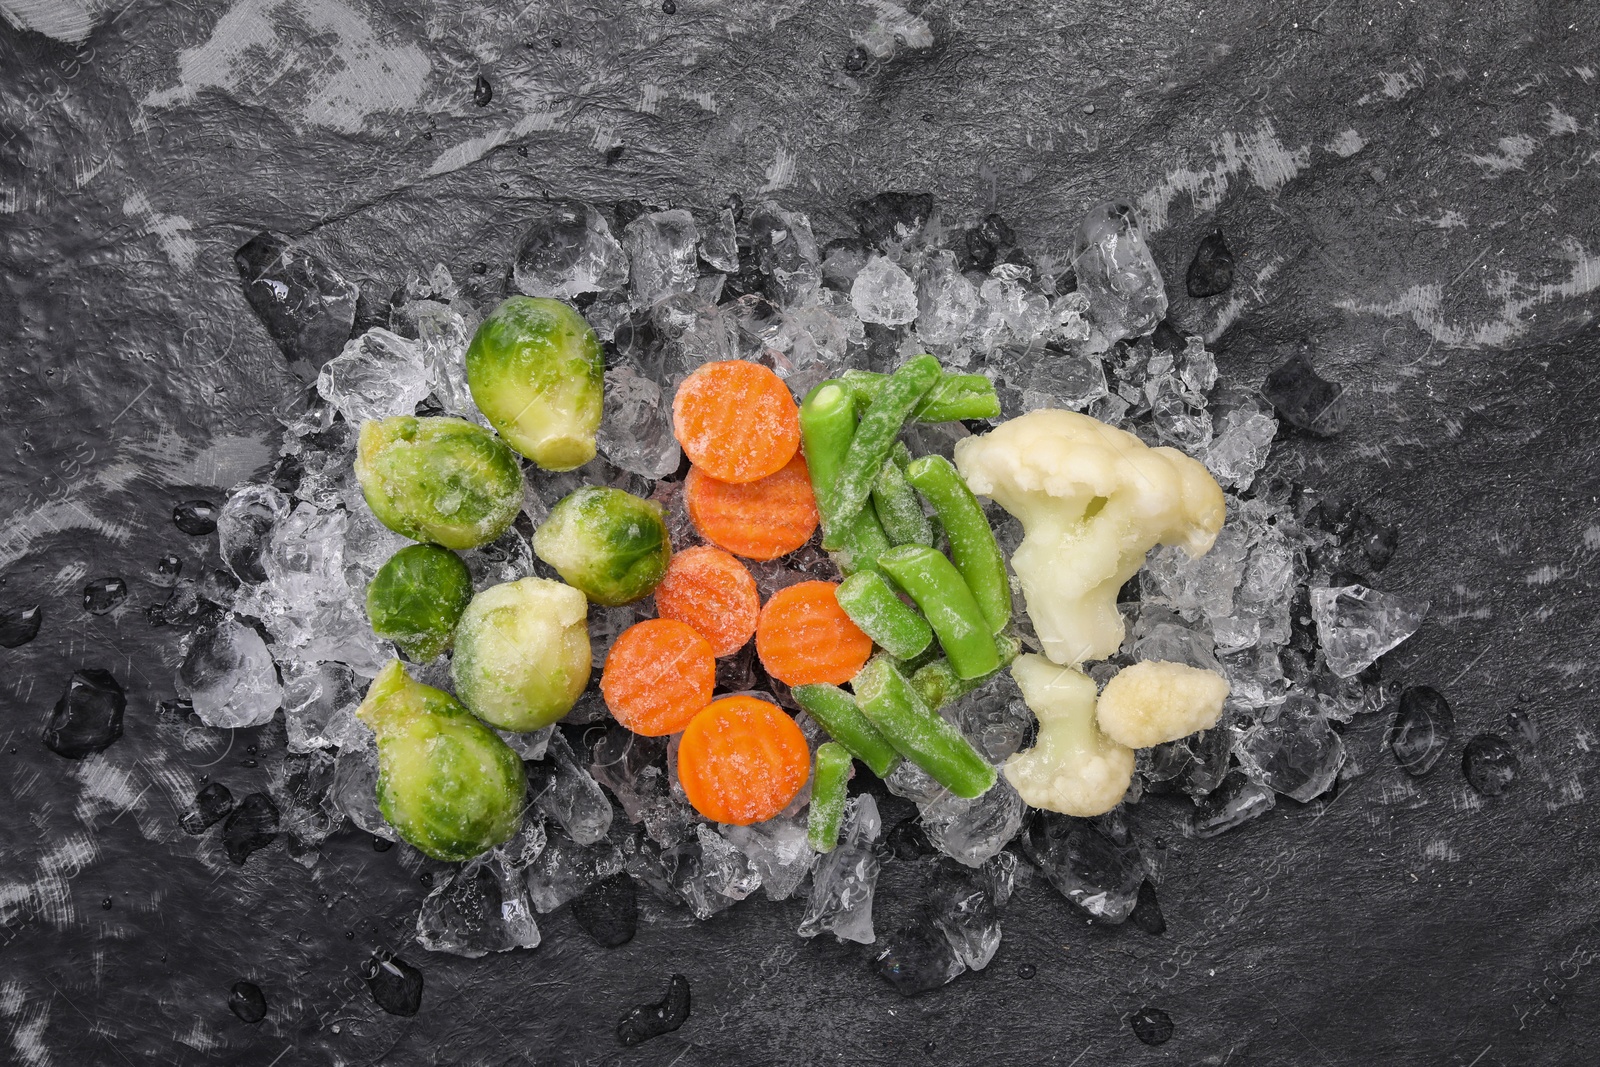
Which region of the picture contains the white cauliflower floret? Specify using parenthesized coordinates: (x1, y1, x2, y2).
(954, 409, 1225, 666)
(1095, 659, 1230, 749)
(1003, 653, 1133, 817)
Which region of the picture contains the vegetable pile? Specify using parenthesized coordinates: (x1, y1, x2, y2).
(173, 191, 1423, 1005)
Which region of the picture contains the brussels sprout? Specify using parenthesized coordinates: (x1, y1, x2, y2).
(452, 577, 591, 731)
(354, 416, 525, 550)
(532, 487, 671, 606)
(365, 544, 474, 661)
(356, 660, 526, 861)
(466, 297, 604, 471)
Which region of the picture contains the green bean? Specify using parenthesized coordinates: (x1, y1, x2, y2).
(904, 455, 1011, 634)
(831, 355, 941, 527)
(799, 380, 893, 567)
(841, 370, 1001, 423)
(852, 657, 995, 799)
(909, 635, 1020, 709)
(835, 571, 933, 660)
(790, 684, 902, 778)
(871, 455, 934, 547)
(807, 742, 852, 853)
(876, 545, 999, 680)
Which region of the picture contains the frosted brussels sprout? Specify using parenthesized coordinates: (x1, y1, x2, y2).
(532, 487, 671, 606)
(452, 577, 591, 731)
(356, 660, 526, 861)
(365, 544, 473, 661)
(355, 416, 525, 550)
(465, 296, 604, 471)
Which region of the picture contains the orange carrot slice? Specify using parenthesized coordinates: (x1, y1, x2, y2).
(676, 695, 810, 824)
(600, 619, 716, 736)
(684, 454, 818, 562)
(672, 360, 801, 484)
(653, 546, 761, 658)
(756, 579, 873, 686)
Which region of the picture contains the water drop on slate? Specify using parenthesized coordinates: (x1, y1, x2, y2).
(571, 872, 638, 948)
(1017, 963, 1037, 979)
(1389, 686, 1452, 776)
(181, 782, 235, 834)
(1130, 879, 1166, 935)
(0, 604, 41, 648)
(222, 793, 279, 864)
(1185, 229, 1234, 298)
(364, 952, 424, 1016)
(43, 669, 125, 758)
(1130, 1007, 1174, 1046)
(83, 577, 127, 615)
(153, 555, 183, 587)
(228, 981, 268, 1024)
(617, 974, 690, 1046)
(473, 74, 492, 107)
(1462, 734, 1518, 796)
(173, 500, 218, 535)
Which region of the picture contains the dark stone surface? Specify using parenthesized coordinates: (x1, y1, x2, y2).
(0, 2, 1597, 1065)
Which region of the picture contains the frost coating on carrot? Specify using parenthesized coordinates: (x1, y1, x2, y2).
(677, 695, 811, 824)
(756, 580, 874, 686)
(684, 454, 818, 561)
(601, 619, 716, 736)
(672, 360, 801, 484)
(652, 545, 760, 657)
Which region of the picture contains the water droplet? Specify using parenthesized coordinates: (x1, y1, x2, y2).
(661, 0, 677, 11)
(365, 953, 423, 1016)
(0, 604, 42, 648)
(1130, 1006, 1174, 1045)
(473, 74, 493, 107)
(43, 669, 125, 759)
(1017, 963, 1037, 979)
(1389, 686, 1453, 776)
(617, 974, 691, 1046)
(82, 577, 127, 615)
(1462, 734, 1518, 796)
(101, 897, 112, 910)
(173, 500, 219, 535)
(228, 981, 268, 1024)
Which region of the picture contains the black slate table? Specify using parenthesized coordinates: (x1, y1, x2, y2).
(1, 1, 1596, 1064)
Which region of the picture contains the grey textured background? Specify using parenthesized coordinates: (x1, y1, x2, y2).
(1, 0, 1597, 1064)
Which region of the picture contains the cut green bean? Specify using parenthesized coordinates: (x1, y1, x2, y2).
(790, 683, 902, 778)
(841, 370, 1001, 423)
(807, 742, 852, 853)
(835, 571, 933, 660)
(852, 657, 995, 799)
(904, 454, 1011, 634)
(872, 455, 934, 547)
(909, 636, 1019, 709)
(830, 355, 941, 529)
(799, 380, 893, 567)
(876, 544, 999, 680)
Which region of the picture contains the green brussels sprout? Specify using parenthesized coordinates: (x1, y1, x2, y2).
(356, 660, 526, 861)
(355, 416, 525, 550)
(465, 296, 604, 472)
(365, 544, 474, 661)
(451, 577, 591, 731)
(532, 487, 672, 606)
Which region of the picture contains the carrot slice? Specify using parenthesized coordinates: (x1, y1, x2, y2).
(676, 695, 810, 824)
(684, 454, 819, 562)
(600, 619, 716, 736)
(672, 360, 801, 484)
(756, 579, 873, 686)
(653, 546, 760, 658)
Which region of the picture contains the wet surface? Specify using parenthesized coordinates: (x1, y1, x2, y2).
(1, 1, 1597, 1064)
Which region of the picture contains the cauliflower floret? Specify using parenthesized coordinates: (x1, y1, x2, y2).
(1003, 653, 1133, 816)
(1095, 659, 1230, 749)
(954, 409, 1224, 666)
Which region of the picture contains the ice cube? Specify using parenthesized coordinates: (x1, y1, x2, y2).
(596, 363, 682, 478)
(1235, 695, 1345, 802)
(43, 669, 125, 759)
(851, 255, 918, 325)
(1124, 607, 1223, 673)
(268, 750, 342, 846)
(1022, 810, 1144, 923)
(512, 201, 629, 299)
(331, 720, 393, 839)
(747, 202, 821, 304)
(919, 776, 1025, 868)
(524, 830, 625, 914)
(1070, 201, 1167, 346)
(1146, 373, 1212, 452)
(798, 794, 882, 943)
(719, 812, 815, 901)
(178, 615, 282, 729)
(976, 278, 1050, 349)
(1310, 583, 1427, 678)
(916, 249, 979, 346)
(885, 759, 945, 805)
(459, 526, 537, 591)
(930, 853, 1014, 970)
(1205, 401, 1279, 490)
(1189, 771, 1276, 837)
(623, 209, 701, 305)
(588, 725, 670, 823)
(528, 732, 613, 846)
(943, 670, 1032, 764)
(417, 856, 541, 958)
(874, 922, 966, 996)
(234, 231, 359, 376)
(821, 238, 871, 293)
(693, 825, 762, 902)
(497, 725, 554, 762)
(851, 191, 934, 250)
(698, 205, 740, 273)
(218, 484, 291, 584)
(392, 289, 484, 423)
(316, 329, 432, 426)
(1021, 349, 1108, 413)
